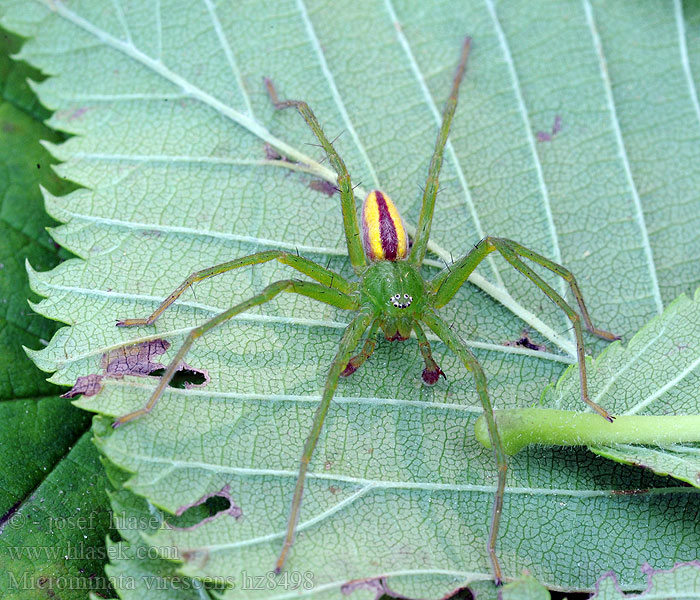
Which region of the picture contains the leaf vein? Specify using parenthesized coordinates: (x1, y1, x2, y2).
(484, 0, 568, 311)
(121, 454, 696, 498)
(111, 0, 133, 45)
(38, 0, 328, 178)
(583, 0, 664, 315)
(296, 0, 380, 188)
(627, 348, 700, 415)
(202, 0, 253, 117)
(31, 278, 572, 365)
(383, 0, 504, 288)
(591, 326, 666, 408)
(208, 485, 376, 552)
(154, 0, 162, 61)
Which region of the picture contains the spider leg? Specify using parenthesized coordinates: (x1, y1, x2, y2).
(275, 310, 374, 573)
(112, 279, 358, 427)
(492, 239, 619, 341)
(409, 37, 471, 266)
(492, 245, 612, 421)
(340, 320, 380, 377)
(265, 78, 367, 272)
(117, 250, 354, 327)
(413, 321, 446, 384)
(430, 237, 616, 421)
(422, 310, 505, 585)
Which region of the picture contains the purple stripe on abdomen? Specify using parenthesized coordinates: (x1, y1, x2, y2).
(375, 191, 398, 260)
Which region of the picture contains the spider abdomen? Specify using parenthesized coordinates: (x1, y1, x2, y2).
(361, 190, 408, 261)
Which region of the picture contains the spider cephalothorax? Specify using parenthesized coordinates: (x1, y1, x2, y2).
(113, 38, 617, 585)
(359, 258, 425, 342)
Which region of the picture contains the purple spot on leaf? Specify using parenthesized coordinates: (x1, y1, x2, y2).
(309, 179, 337, 197)
(552, 115, 562, 135)
(341, 578, 402, 599)
(536, 115, 563, 142)
(61, 374, 104, 398)
(63, 106, 93, 121)
(102, 339, 170, 376)
(62, 339, 209, 399)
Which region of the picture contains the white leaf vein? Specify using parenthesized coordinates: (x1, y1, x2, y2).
(202, 0, 253, 117)
(383, 0, 504, 289)
(583, 0, 664, 315)
(484, 0, 568, 311)
(296, 0, 380, 189)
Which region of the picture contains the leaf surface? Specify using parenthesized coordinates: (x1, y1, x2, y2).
(592, 562, 700, 600)
(4, 0, 700, 596)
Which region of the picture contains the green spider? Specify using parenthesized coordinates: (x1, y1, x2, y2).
(113, 38, 617, 584)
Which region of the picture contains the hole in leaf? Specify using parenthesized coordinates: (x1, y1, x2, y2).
(168, 485, 242, 531)
(171, 495, 232, 529)
(150, 367, 207, 388)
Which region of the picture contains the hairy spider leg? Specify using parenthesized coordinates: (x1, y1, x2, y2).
(265, 78, 367, 272)
(409, 37, 471, 266)
(406, 37, 508, 582)
(117, 250, 356, 327)
(275, 311, 373, 573)
(431, 236, 618, 420)
(413, 321, 446, 384)
(112, 279, 357, 427)
(494, 239, 619, 342)
(422, 309, 506, 585)
(341, 320, 380, 376)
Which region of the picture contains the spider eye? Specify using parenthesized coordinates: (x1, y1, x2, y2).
(388, 293, 413, 309)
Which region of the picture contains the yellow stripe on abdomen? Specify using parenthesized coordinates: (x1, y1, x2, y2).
(361, 190, 408, 261)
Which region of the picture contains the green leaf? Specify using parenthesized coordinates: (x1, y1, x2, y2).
(542, 290, 700, 486)
(501, 574, 550, 600)
(0, 26, 113, 598)
(0, 28, 67, 403)
(592, 563, 700, 600)
(0, 432, 113, 599)
(101, 460, 214, 600)
(5, 0, 700, 597)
